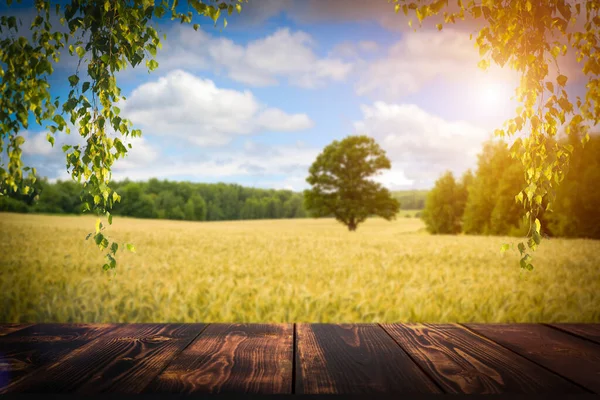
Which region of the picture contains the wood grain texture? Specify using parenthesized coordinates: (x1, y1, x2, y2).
(2, 323, 205, 394)
(146, 324, 293, 394)
(465, 324, 600, 393)
(296, 324, 441, 394)
(0, 323, 117, 392)
(381, 323, 585, 394)
(0, 324, 34, 337)
(548, 324, 600, 345)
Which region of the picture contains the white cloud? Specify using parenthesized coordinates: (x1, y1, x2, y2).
(372, 167, 413, 189)
(107, 140, 320, 187)
(355, 28, 499, 98)
(358, 40, 379, 52)
(255, 108, 313, 132)
(156, 26, 352, 88)
(121, 69, 313, 147)
(21, 126, 87, 159)
(330, 40, 379, 59)
(353, 102, 491, 188)
(21, 131, 55, 156)
(21, 100, 496, 191)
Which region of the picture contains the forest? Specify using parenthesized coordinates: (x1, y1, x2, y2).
(422, 133, 600, 239)
(0, 179, 308, 221)
(0, 176, 426, 222)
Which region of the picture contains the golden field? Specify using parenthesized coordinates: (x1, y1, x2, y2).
(1, 212, 599, 323)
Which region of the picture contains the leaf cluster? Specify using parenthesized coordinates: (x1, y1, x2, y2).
(0, 0, 245, 272)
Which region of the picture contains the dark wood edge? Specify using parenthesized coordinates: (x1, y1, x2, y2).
(459, 324, 595, 394)
(543, 324, 600, 346)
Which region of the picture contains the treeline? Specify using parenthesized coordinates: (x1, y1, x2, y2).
(392, 190, 427, 209)
(422, 132, 600, 239)
(0, 178, 308, 221)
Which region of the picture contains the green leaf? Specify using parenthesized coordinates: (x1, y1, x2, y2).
(95, 218, 102, 233)
(519, 254, 532, 270)
(110, 242, 118, 255)
(534, 218, 541, 234)
(146, 59, 159, 71)
(126, 243, 136, 253)
(94, 232, 104, 246)
(68, 74, 79, 86)
(517, 242, 526, 255)
(500, 243, 510, 252)
(526, 263, 534, 271)
(82, 82, 90, 93)
(75, 46, 85, 58)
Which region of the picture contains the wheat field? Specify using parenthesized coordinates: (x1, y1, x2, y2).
(1, 212, 599, 323)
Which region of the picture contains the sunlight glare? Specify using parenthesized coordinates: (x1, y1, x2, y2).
(479, 81, 512, 110)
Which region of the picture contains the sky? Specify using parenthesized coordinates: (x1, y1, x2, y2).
(2, 0, 589, 191)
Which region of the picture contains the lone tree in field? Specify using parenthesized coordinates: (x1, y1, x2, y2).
(304, 135, 400, 231)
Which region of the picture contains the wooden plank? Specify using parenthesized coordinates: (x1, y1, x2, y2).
(0, 323, 116, 392)
(381, 323, 585, 394)
(465, 324, 600, 393)
(2, 323, 205, 394)
(146, 324, 293, 394)
(296, 324, 441, 394)
(0, 324, 34, 337)
(548, 324, 600, 345)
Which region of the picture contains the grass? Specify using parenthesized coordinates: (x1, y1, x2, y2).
(1, 212, 599, 323)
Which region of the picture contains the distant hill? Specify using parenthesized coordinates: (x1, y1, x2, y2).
(392, 190, 428, 210)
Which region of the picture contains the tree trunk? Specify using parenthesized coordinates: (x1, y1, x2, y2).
(348, 221, 357, 231)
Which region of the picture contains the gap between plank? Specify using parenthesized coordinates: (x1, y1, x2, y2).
(137, 323, 211, 394)
(292, 323, 301, 395)
(542, 323, 600, 346)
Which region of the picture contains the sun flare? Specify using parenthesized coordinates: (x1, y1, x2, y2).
(479, 81, 512, 109)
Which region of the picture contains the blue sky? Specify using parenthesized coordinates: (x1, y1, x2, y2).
(3, 0, 588, 191)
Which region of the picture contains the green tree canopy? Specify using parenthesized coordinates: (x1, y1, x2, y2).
(547, 132, 600, 238)
(422, 170, 470, 234)
(304, 135, 400, 231)
(462, 141, 526, 236)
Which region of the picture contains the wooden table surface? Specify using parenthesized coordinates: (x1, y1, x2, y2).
(0, 323, 599, 395)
